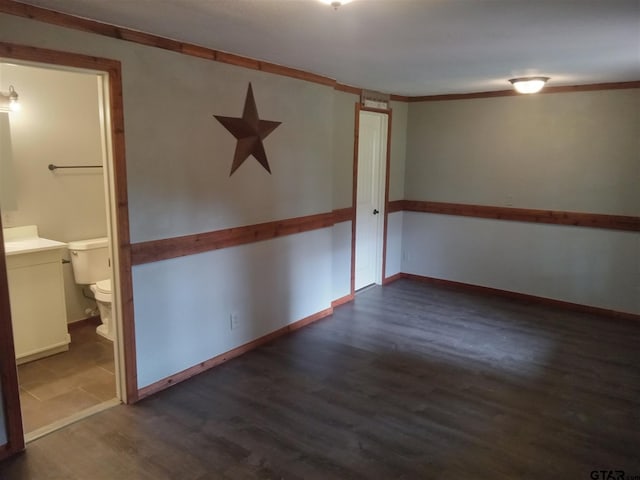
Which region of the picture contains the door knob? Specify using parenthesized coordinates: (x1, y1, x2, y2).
(373, 209, 379, 215)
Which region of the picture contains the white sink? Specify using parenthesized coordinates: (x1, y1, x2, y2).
(3, 225, 67, 256)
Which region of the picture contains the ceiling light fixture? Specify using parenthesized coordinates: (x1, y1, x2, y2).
(509, 77, 550, 94)
(0, 85, 20, 112)
(319, 0, 353, 9)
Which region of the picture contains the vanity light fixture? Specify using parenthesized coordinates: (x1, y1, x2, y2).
(0, 85, 20, 112)
(319, 0, 353, 9)
(509, 77, 550, 94)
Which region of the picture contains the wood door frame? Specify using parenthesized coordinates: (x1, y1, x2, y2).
(0, 224, 23, 460)
(0, 41, 137, 457)
(351, 103, 393, 294)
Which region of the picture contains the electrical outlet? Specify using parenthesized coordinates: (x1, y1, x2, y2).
(230, 312, 240, 330)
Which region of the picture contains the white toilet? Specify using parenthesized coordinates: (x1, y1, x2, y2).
(67, 237, 114, 341)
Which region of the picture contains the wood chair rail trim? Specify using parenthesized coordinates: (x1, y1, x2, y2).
(407, 81, 640, 102)
(389, 200, 640, 232)
(130, 209, 358, 266)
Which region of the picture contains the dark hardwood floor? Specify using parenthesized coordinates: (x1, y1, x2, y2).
(1, 279, 639, 479)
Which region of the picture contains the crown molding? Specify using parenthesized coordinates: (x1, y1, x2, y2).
(408, 81, 640, 102)
(1, 1, 638, 101)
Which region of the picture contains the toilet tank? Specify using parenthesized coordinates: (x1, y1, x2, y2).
(67, 237, 110, 284)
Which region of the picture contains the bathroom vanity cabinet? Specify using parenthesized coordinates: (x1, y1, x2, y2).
(4, 226, 70, 364)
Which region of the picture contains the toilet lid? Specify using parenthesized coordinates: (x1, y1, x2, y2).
(95, 279, 111, 294)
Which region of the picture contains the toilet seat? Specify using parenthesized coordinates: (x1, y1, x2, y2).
(95, 278, 111, 294)
(91, 279, 111, 302)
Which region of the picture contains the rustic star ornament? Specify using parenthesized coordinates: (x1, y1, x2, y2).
(214, 83, 281, 176)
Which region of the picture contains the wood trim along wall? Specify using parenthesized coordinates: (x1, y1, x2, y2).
(131, 211, 344, 266)
(381, 108, 393, 282)
(0, 1, 332, 89)
(331, 294, 355, 308)
(333, 85, 411, 102)
(0, 224, 25, 460)
(387, 200, 404, 214)
(0, 41, 138, 404)
(332, 207, 354, 224)
(350, 103, 361, 295)
(390, 200, 640, 232)
(408, 81, 640, 102)
(398, 273, 640, 322)
(107, 57, 138, 405)
(335, 83, 361, 96)
(129, 206, 356, 266)
(382, 272, 402, 285)
(334, 83, 413, 103)
(390, 94, 410, 102)
(1, 2, 638, 102)
(137, 306, 334, 400)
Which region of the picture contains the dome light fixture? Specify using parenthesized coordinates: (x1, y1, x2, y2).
(319, 0, 353, 9)
(509, 77, 550, 94)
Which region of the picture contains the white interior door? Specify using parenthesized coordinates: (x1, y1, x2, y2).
(355, 110, 388, 290)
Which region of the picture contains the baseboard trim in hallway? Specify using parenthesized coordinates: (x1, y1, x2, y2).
(331, 293, 354, 308)
(398, 273, 639, 321)
(383, 272, 403, 285)
(137, 306, 335, 400)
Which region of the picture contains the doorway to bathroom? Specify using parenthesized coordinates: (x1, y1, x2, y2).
(0, 46, 133, 451)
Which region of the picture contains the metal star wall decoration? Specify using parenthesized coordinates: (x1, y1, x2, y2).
(214, 83, 281, 176)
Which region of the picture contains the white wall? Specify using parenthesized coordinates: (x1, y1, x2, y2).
(389, 100, 407, 203)
(385, 211, 403, 278)
(403, 213, 640, 314)
(332, 221, 352, 299)
(331, 90, 358, 300)
(0, 63, 107, 322)
(133, 229, 332, 387)
(0, 13, 348, 390)
(404, 89, 640, 314)
(125, 56, 334, 242)
(384, 100, 408, 278)
(2, 9, 634, 407)
(405, 90, 639, 214)
(116, 46, 336, 388)
(332, 91, 357, 211)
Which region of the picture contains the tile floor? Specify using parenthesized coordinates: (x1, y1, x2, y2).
(17, 319, 116, 434)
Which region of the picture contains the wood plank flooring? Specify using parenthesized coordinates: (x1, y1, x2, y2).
(1, 279, 639, 479)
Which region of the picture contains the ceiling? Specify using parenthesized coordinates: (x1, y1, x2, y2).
(18, 0, 640, 96)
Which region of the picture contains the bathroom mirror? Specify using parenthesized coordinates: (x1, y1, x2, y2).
(0, 111, 17, 212)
